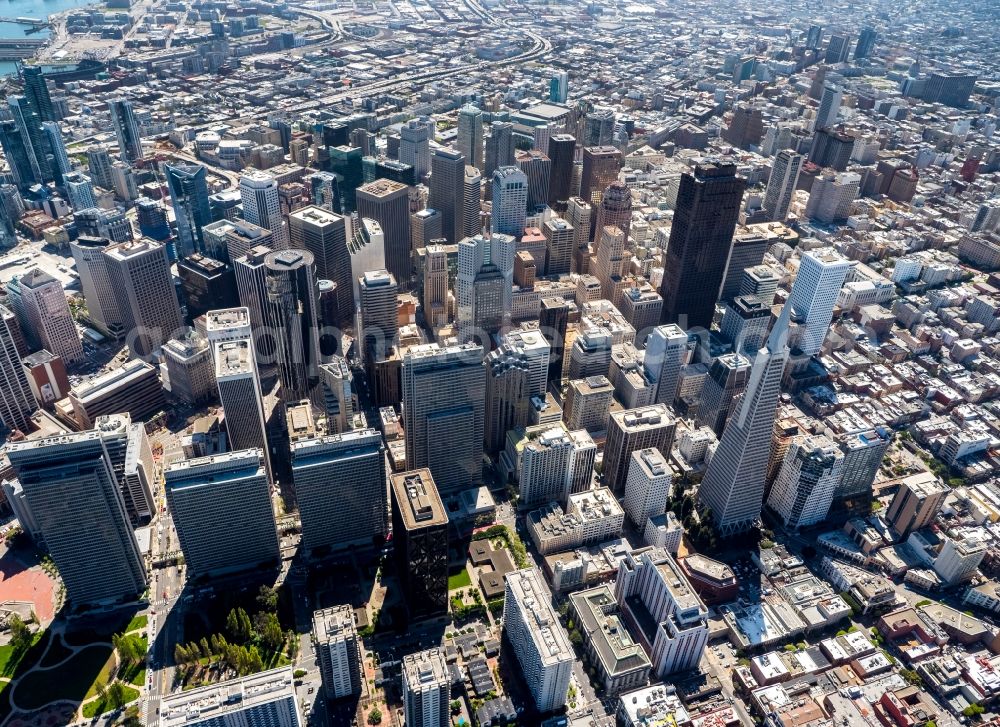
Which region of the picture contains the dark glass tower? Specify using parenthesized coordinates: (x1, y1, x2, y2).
(165, 163, 212, 258)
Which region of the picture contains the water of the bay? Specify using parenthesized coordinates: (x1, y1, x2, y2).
(0, 0, 96, 75)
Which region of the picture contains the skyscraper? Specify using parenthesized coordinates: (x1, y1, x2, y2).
(166, 163, 212, 258)
(825, 33, 852, 64)
(504, 568, 574, 714)
(356, 178, 411, 284)
(399, 117, 433, 180)
(8, 432, 147, 606)
(836, 427, 892, 499)
(484, 121, 514, 179)
(483, 345, 531, 454)
(287, 205, 351, 324)
(786, 247, 851, 356)
(402, 648, 450, 727)
(329, 145, 364, 213)
(456, 233, 515, 342)
(410, 208, 442, 254)
(584, 107, 616, 147)
(358, 269, 398, 364)
(0, 120, 36, 188)
(547, 134, 576, 207)
(103, 239, 184, 358)
(491, 166, 528, 237)
(543, 217, 574, 276)
(623, 447, 671, 529)
(463, 165, 482, 238)
(805, 170, 860, 223)
(401, 343, 485, 493)
(166, 449, 279, 577)
(17, 269, 83, 365)
(292, 429, 387, 553)
(456, 104, 484, 170)
(64, 171, 97, 211)
(41, 122, 70, 182)
(391, 469, 449, 617)
(8, 95, 51, 184)
(659, 162, 747, 330)
(108, 97, 143, 163)
(581, 146, 623, 207)
(763, 150, 804, 223)
(264, 249, 321, 403)
(240, 170, 288, 248)
(814, 84, 843, 131)
(422, 243, 450, 328)
(71, 236, 124, 339)
(885, 472, 948, 539)
(550, 71, 569, 103)
(0, 305, 35, 432)
(428, 148, 466, 243)
(22, 66, 55, 123)
(593, 182, 633, 246)
(696, 353, 752, 436)
(313, 605, 362, 700)
(766, 435, 844, 529)
(86, 145, 114, 190)
(603, 405, 677, 494)
(516, 149, 552, 210)
(644, 324, 688, 405)
(697, 304, 791, 535)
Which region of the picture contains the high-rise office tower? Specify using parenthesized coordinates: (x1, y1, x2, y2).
(921, 72, 977, 108)
(399, 117, 433, 180)
(0, 305, 35, 432)
(348, 218, 387, 309)
(422, 243, 450, 328)
(660, 162, 747, 330)
(825, 33, 852, 63)
(22, 66, 55, 123)
(359, 270, 398, 364)
(428, 148, 466, 243)
(166, 449, 279, 577)
(287, 205, 350, 324)
(550, 71, 569, 103)
(110, 160, 138, 201)
(411, 208, 442, 254)
(71, 236, 123, 339)
(308, 171, 340, 213)
(518, 425, 577, 507)
(808, 128, 854, 171)
(391, 469, 449, 617)
(644, 324, 688, 405)
(456, 233, 515, 342)
(103, 239, 183, 358)
(292, 429, 387, 553)
(240, 170, 288, 248)
(161, 332, 216, 404)
(313, 605, 362, 700)
(603, 405, 677, 494)
(767, 435, 844, 529)
(17, 269, 83, 365)
(787, 247, 851, 356)
(8, 432, 147, 606)
(595, 226, 627, 304)
(805, 170, 860, 224)
(233, 244, 273, 343)
(356, 179, 411, 284)
(814, 84, 843, 131)
(484, 121, 514, 179)
(806, 24, 823, 49)
(329, 145, 364, 213)
(160, 669, 302, 727)
(547, 134, 576, 207)
(108, 97, 143, 163)
(41, 122, 70, 182)
(725, 231, 777, 310)
(723, 104, 764, 149)
(166, 163, 212, 258)
(763, 150, 804, 223)
(539, 297, 574, 388)
(593, 182, 632, 246)
(696, 353, 752, 436)
(264, 249, 321, 403)
(719, 296, 771, 354)
(86, 145, 114, 190)
(885, 472, 948, 538)
(483, 345, 531, 454)
(835, 427, 892, 499)
(178, 254, 239, 322)
(0, 120, 36, 188)
(206, 312, 271, 478)
(504, 568, 574, 714)
(566, 196, 592, 268)
(697, 304, 790, 535)
(318, 357, 353, 432)
(581, 146, 623, 207)
(64, 171, 97, 211)
(463, 165, 482, 238)
(584, 107, 615, 147)
(516, 149, 551, 211)
(456, 104, 484, 170)
(623, 447, 671, 528)
(491, 167, 528, 237)
(402, 648, 450, 727)
(8, 96, 51, 184)
(543, 217, 574, 276)
(401, 343, 485, 493)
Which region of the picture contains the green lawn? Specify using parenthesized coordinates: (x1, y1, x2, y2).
(0, 633, 43, 677)
(448, 569, 472, 590)
(85, 651, 117, 699)
(13, 644, 113, 709)
(127, 666, 146, 687)
(81, 683, 139, 718)
(125, 615, 148, 632)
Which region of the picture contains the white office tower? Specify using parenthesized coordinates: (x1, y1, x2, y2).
(491, 166, 528, 237)
(767, 434, 844, 529)
(319, 357, 354, 434)
(349, 218, 388, 308)
(787, 247, 851, 356)
(422, 243, 450, 328)
(643, 324, 688, 405)
(463, 165, 483, 238)
(7, 432, 147, 606)
(623, 448, 672, 529)
(64, 171, 97, 211)
(17, 269, 83, 365)
(504, 569, 574, 714)
(291, 429, 386, 553)
(206, 308, 270, 474)
(400, 117, 434, 180)
(503, 327, 550, 397)
(240, 170, 288, 248)
(402, 648, 450, 727)
(814, 84, 843, 130)
(519, 426, 576, 508)
(697, 304, 791, 535)
(313, 605, 361, 699)
(762, 150, 804, 222)
(166, 449, 279, 577)
(358, 270, 398, 363)
(0, 305, 34, 432)
(95, 413, 155, 525)
(615, 549, 708, 677)
(456, 233, 515, 343)
(42, 122, 71, 178)
(160, 668, 301, 727)
(456, 104, 484, 170)
(401, 343, 485, 494)
(71, 236, 124, 339)
(805, 171, 860, 224)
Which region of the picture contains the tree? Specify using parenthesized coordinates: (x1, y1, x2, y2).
(200, 637, 212, 660)
(451, 700, 461, 715)
(227, 607, 252, 642)
(174, 644, 188, 665)
(368, 706, 383, 725)
(7, 615, 30, 653)
(95, 678, 108, 703)
(256, 585, 279, 612)
(286, 630, 298, 659)
(108, 680, 128, 709)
